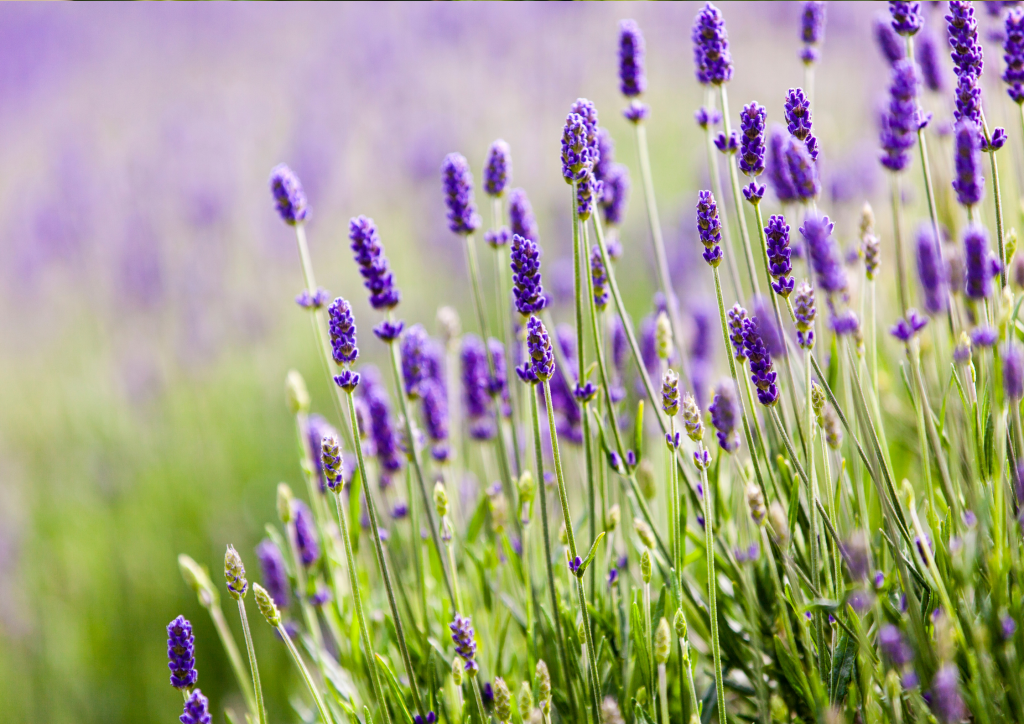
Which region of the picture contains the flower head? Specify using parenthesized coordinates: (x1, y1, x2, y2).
(401, 324, 430, 398)
(692, 3, 733, 86)
(727, 304, 749, 360)
(880, 59, 923, 172)
(590, 245, 609, 310)
(420, 379, 449, 462)
(947, 0, 984, 124)
(793, 281, 816, 349)
(784, 88, 814, 142)
(915, 224, 948, 315)
(180, 689, 212, 724)
(442, 153, 481, 235)
(875, 15, 905, 66)
(361, 371, 403, 475)
(349, 216, 400, 310)
(269, 164, 310, 225)
(709, 380, 740, 452)
(256, 539, 289, 608)
(511, 234, 547, 316)
(483, 140, 511, 197)
(619, 19, 647, 98)
(509, 188, 539, 243)
(167, 616, 198, 690)
(784, 135, 820, 200)
(525, 315, 555, 381)
(1004, 342, 1024, 399)
(450, 614, 479, 674)
(879, 624, 912, 666)
(1005, 8, 1024, 102)
(600, 163, 631, 227)
(930, 664, 965, 724)
(321, 434, 344, 492)
(801, 2, 826, 63)
(889, 1, 923, 36)
(576, 165, 602, 221)
(739, 102, 767, 177)
(696, 190, 723, 266)
(890, 309, 929, 342)
(802, 215, 847, 295)
(964, 224, 1000, 299)
(765, 214, 794, 296)
(293, 501, 320, 567)
(766, 125, 798, 203)
(682, 392, 703, 441)
(562, 113, 590, 184)
(328, 297, 359, 366)
(662, 369, 679, 417)
(461, 335, 493, 441)
(918, 28, 946, 92)
(742, 316, 779, 406)
(224, 545, 248, 600)
(952, 120, 984, 207)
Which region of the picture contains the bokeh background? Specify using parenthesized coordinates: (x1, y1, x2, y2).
(0, 2, 1017, 723)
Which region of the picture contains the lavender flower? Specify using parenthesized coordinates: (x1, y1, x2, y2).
(695, 107, 722, 129)
(930, 665, 965, 724)
(461, 334, 493, 440)
(349, 216, 400, 310)
(947, 0, 984, 125)
(916, 224, 948, 315)
(784, 88, 814, 144)
(321, 434, 344, 492)
(442, 153, 481, 235)
(682, 392, 703, 442)
(709, 380, 740, 451)
(401, 324, 429, 398)
(296, 288, 329, 310)
(765, 214, 794, 296)
(180, 690, 212, 724)
(619, 19, 646, 98)
(800, 2, 826, 63)
(576, 165, 601, 221)
(256, 539, 289, 608)
(880, 59, 923, 172)
(917, 29, 946, 93)
(362, 373, 403, 475)
(328, 297, 359, 366)
(741, 316, 779, 406)
(794, 282, 816, 349)
(306, 414, 338, 493)
(952, 120, 984, 207)
(692, 3, 733, 86)
(964, 224, 1000, 299)
(879, 624, 912, 666)
(890, 1, 924, 36)
(766, 125, 798, 203)
(269, 163, 310, 226)
(875, 15, 906, 65)
(525, 315, 555, 381)
(600, 163, 631, 229)
(224, 546, 248, 600)
(510, 234, 547, 316)
(890, 309, 928, 342)
(483, 140, 511, 197)
(739, 102, 767, 178)
(727, 304, 749, 360)
(784, 135, 820, 200)
(421, 380, 450, 461)
(1004, 343, 1024, 399)
(662, 368, 679, 417)
(488, 338, 510, 416)
(293, 501, 320, 567)
(167, 616, 198, 690)
(696, 190, 723, 267)
(509, 188, 539, 242)
(374, 320, 405, 343)
(591, 246, 609, 310)
(802, 214, 847, 295)
(971, 325, 998, 347)
(561, 113, 589, 185)
(595, 127, 614, 184)
(570, 98, 600, 157)
(450, 614, 479, 674)
(1005, 8, 1024, 102)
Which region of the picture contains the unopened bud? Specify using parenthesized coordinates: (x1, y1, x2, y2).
(673, 608, 687, 639)
(641, 549, 652, 583)
(810, 382, 825, 419)
(746, 482, 766, 526)
(285, 370, 310, 414)
(634, 517, 656, 549)
(635, 686, 648, 706)
(767, 502, 790, 548)
(600, 696, 625, 724)
(224, 545, 248, 600)
(434, 481, 449, 518)
(535, 660, 551, 712)
(517, 470, 535, 503)
(559, 523, 568, 546)
(605, 504, 621, 532)
(178, 554, 219, 608)
(655, 311, 672, 361)
(277, 483, 294, 524)
(253, 582, 281, 627)
(493, 677, 512, 724)
(437, 306, 461, 347)
(859, 203, 875, 239)
(517, 681, 533, 718)
(452, 656, 464, 686)
(636, 460, 656, 499)
(1007, 228, 1018, 267)
(654, 617, 671, 664)
(577, 620, 586, 643)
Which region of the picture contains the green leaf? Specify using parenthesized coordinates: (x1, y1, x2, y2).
(827, 333, 840, 393)
(773, 636, 813, 711)
(633, 399, 645, 465)
(375, 654, 416, 724)
(829, 632, 857, 704)
(576, 531, 605, 577)
(632, 699, 657, 724)
(630, 599, 651, 690)
(348, 467, 363, 554)
(465, 493, 490, 545)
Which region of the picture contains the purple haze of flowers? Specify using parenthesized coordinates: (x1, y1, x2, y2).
(600, 164, 631, 228)
(362, 373, 403, 475)
(1004, 343, 1024, 399)
(509, 188, 539, 243)
(442, 153, 481, 235)
(180, 690, 212, 724)
(800, 2, 826, 63)
(1005, 8, 1024, 102)
(293, 501, 320, 568)
(880, 59, 923, 172)
(879, 624, 912, 666)
(766, 125, 798, 203)
(874, 15, 905, 66)
(917, 29, 946, 93)
(952, 120, 984, 207)
(401, 324, 429, 398)
(801, 215, 847, 295)
(328, 297, 359, 366)
(947, 1, 984, 124)
(619, 19, 647, 98)
(461, 335, 493, 440)
(739, 102, 767, 178)
(692, 3, 733, 86)
(349, 216, 400, 311)
(784, 135, 819, 200)
(929, 664, 966, 724)
(167, 616, 198, 690)
(915, 224, 948, 315)
(696, 190, 723, 267)
(307, 414, 338, 493)
(256, 539, 290, 608)
(483, 140, 511, 197)
(765, 214, 794, 297)
(510, 234, 547, 316)
(450, 614, 479, 674)
(741, 316, 779, 406)
(420, 379, 450, 461)
(964, 224, 1000, 299)
(889, 2, 924, 36)
(728, 304, 749, 360)
(709, 380, 740, 452)
(269, 163, 310, 226)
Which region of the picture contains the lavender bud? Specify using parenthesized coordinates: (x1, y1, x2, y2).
(178, 555, 219, 609)
(1004, 343, 1024, 399)
(362, 373, 402, 475)
(634, 517, 656, 550)
(400, 324, 429, 398)
(739, 102, 767, 177)
(915, 224, 948, 315)
(695, 107, 722, 129)
(589, 245, 610, 310)
(461, 335, 493, 440)
(525, 315, 555, 381)
(509, 188, 539, 243)
(880, 59, 923, 173)
(654, 618, 671, 664)
(277, 483, 293, 524)
(536, 660, 551, 712)
(917, 28, 946, 93)
(167, 616, 198, 690)
(727, 304, 749, 360)
(879, 624, 912, 666)
(767, 502, 790, 548)
(709, 380, 740, 452)
(964, 224, 999, 299)
(256, 539, 289, 608)
(971, 325, 998, 348)
(765, 214, 794, 297)
(1005, 8, 1024, 102)
(484, 140, 512, 197)
(511, 234, 547, 316)
(640, 549, 652, 583)
(561, 113, 590, 184)
(841, 531, 871, 581)
(619, 19, 647, 98)
(889, 1, 924, 36)
(285, 370, 310, 415)
(821, 404, 843, 449)
(349, 216, 400, 310)
(180, 689, 212, 724)
(662, 368, 680, 417)
(601, 697, 625, 724)
(874, 15, 906, 66)
(952, 120, 984, 207)
(696, 189, 723, 267)
(252, 583, 281, 628)
(801, 2, 826, 63)
(576, 165, 602, 221)
(947, 1, 984, 125)
(692, 3, 733, 86)
(600, 164, 631, 227)
(321, 435, 344, 492)
(328, 297, 359, 366)
(494, 677, 512, 724)
(293, 501, 320, 568)
(268, 163, 310, 226)
(794, 282, 816, 349)
(746, 482, 766, 526)
(741, 316, 779, 407)
(442, 152, 481, 235)
(784, 88, 814, 143)
(451, 656, 464, 686)
(930, 664, 965, 723)
(450, 614, 479, 675)
(802, 214, 847, 296)
(682, 392, 704, 441)
(766, 125, 798, 203)
(954, 331, 973, 363)
(224, 545, 248, 600)
(784, 135, 820, 200)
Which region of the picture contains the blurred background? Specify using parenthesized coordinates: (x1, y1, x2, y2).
(0, 2, 1015, 722)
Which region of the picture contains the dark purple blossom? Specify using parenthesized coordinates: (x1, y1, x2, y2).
(328, 297, 359, 366)
(696, 190, 723, 267)
(484, 227, 510, 249)
(576, 165, 602, 221)
(296, 288, 329, 310)
(753, 296, 786, 358)
(349, 216, 400, 310)
(832, 310, 860, 336)
(709, 380, 740, 452)
(570, 98, 600, 157)
(727, 304, 748, 360)
(784, 88, 814, 143)
(510, 234, 547, 316)
(180, 689, 212, 724)
(917, 28, 946, 92)
(714, 130, 739, 154)
(509, 188, 538, 243)
(880, 59, 923, 172)
(916, 224, 948, 314)
(561, 113, 589, 185)
(784, 135, 820, 200)
(890, 2, 924, 35)
(929, 664, 965, 724)
(401, 324, 429, 398)
(167, 616, 198, 690)
(590, 245, 609, 310)
(875, 15, 906, 66)
(1004, 343, 1024, 399)
(947, 0, 984, 124)
(964, 224, 1000, 299)
(306, 414, 338, 493)
(801, 2, 826, 63)
(269, 164, 310, 226)
(600, 164, 631, 227)
(420, 380, 449, 462)
(461, 335, 493, 440)
(256, 539, 289, 608)
(890, 309, 929, 342)
(692, 3, 733, 85)
(483, 140, 511, 197)
(619, 19, 647, 98)
(594, 128, 615, 184)
(765, 214, 794, 296)
(526, 315, 555, 381)
(293, 501, 320, 568)
(695, 107, 722, 129)
(802, 215, 847, 295)
(321, 434, 344, 492)
(972, 325, 999, 347)
(1005, 8, 1024, 102)
(766, 125, 798, 203)
(624, 100, 650, 124)
(952, 120, 984, 206)
(374, 320, 405, 343)
(450, 614, 479, 674)
(739, 102, 767, 177)
(741, 316, 779, 406)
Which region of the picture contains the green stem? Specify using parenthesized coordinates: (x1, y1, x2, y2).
(208, 602, 258, 719)
(658, 663, 669, 724)
(277, 622, 335, 724)
(699, 441, 728, 724)
(981, 114, 1008, 287)
(719, 84, 762, 298)
(889, 173, 910, 316)
(237, 599, 268, 724)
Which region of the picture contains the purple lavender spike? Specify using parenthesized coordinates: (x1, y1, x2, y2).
(1005, 8, 1024, 102)
(915, 223, 948, 315)
(269, 164, 310, 226)
(349, 216, 400, 310)
(692, 3, 733, 86)
(442, 153, 482, 235)
(619, 19, 647, 98)
(483, 140, 511, 197)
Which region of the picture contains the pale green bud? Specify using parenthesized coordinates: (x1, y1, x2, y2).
(655, 311, 672, 361)
(605, 504, 621, 532)
(452, 656, 464, 686)
(253, 582, 281, 627)
(822, 405, 843, 450)
(535, 660, 551, 712)
(178, 554, 219, 608)
(577, 620, 586, 642)
(517, 681, 533, 718)
(746, 482, 766, 527)
(634, 517, 656, 550)
(1007, 228, 1018, 266)
(489, 492, 508, 533)
(769, 695, 788, 722)
(285, 369, 310, 415)
(434, 481, 449, 518)
(635, 686, 648, 706)
(277, 483, 294, 524)
(493, 677, 512, 724)
(559, 523, 568, 546)
(859, 202, 875, 239)
(767, 502, 790, 549)
(224, 545, 248, 600)
(517, 470, 536, 503)
(810, 382, 825, 420)
(641, 549, 652, 583)
(654, 617, 671, 664)
(673, 608, 687, 639)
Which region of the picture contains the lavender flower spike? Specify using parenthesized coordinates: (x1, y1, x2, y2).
(442, 153, 481, 235)
(483, 140, 511, 197)
(889, 1, 923, 36)
(401, 323, 429, 398)
(766, 125, 797, 203)
(591, 245, 609, 310)
(256, 539, 289, 608)
(510, 233, 547, 316)
(784, 135, 820, 200)
(1005, 343, 1024, 399)
(321, 434, 344, 492)
(269, 163, 310, 226)
(915, 224, 948, 315)
(765, 214, 794, 297)
(800, 2, 826, 64)
(739, 102, 767, 178)
(964, 224, 1000, 299)
(180, 689, 212, 724)
(917, 29, 946, 93)
(727, 304, 749, 360)
(696, 190, 723, 267)
(741, 316, 779, 406)
(692, 3, 733, 86)
(952, 120, 984, 207)
(880, 59, 923, 173)
(461, 335, 493, 441)
(708, 380, 740, 451)
(874, 15, 905, 66)
(801, 214, 847, 295)
(450, 614, 479, 674)
(947, 0, 984, 125)
(619, 19, 647, 98)
(293, 501, 320, 567)
(930, 664, 966, 724)
(328, 297, 359, 365)
(1004, 7, 1024, 103)
(525, 315, 555, 381)
(784, 88, 814, 143)
(167, 615, 198, 690)
(349, 216, 400, 310)
(793, 282, 816, 349)
(600, 164, 631, 229)
(561, 113, 590, 184)
(662, 368, 680, 417)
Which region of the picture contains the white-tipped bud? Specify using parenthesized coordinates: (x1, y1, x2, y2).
(655, 311, 672, 360)
(517, 681, 533, 718)
(434, 481, 449, 518)
(654, 617, 671, 664)
(605, 504, 621, 532)
(277, 483, 294, 523)
(253, 582, 281, 627)
(641, 549, 652, 583)
(179, 554, 219, 608)
(452, 656, 464, 686)
(767, 502, 790, 548)
(634, 517, 656, 550)
(285, 369, 310, 414)
(535, 660, 551, 713)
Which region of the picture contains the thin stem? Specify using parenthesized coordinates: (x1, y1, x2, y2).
(889, 173, 910, 316)
(658, 663, 669, 724)
(276, 622, 335, 724)
(699, 441, 728, 724)
(208, 602, 258, 719)
(237, 599, 268, 724)
(802, 348, 825, 680)
(981, 114, 1008, 287)
(718, 84, 762, 298)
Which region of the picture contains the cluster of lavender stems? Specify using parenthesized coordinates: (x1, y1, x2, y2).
(164, 5, 1024, 724)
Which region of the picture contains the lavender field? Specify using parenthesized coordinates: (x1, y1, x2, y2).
(2, 3, 1022, 724)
